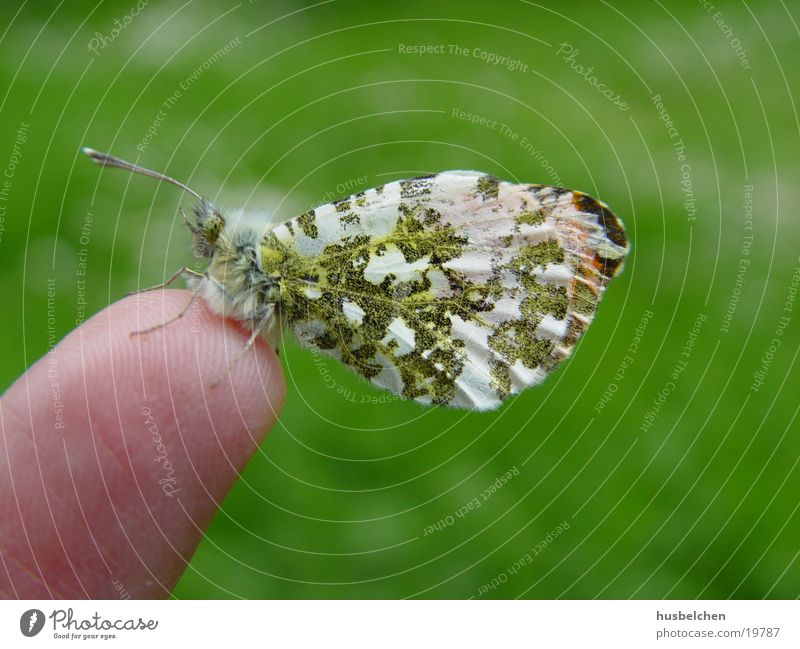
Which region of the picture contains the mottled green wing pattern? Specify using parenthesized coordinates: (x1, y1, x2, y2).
(260, 172, 628, 410)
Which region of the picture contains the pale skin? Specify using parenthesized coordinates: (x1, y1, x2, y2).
(0, 290, 285, 598)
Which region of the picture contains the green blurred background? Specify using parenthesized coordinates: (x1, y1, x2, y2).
(1, 0, 798, 598)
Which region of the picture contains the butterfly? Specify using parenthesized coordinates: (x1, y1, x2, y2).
(83, 148, 628, 410)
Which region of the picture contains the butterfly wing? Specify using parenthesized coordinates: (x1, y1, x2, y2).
(260, 172, 629, 410)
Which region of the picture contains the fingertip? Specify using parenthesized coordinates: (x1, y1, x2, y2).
(111, 289, 285, 446)
(99, 289, 286, 513)
(0, 289, 285, 598)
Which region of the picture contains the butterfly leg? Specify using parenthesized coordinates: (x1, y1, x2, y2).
(126, 266, 205, 297)
(129, 267, 210, 337)
(259, 308, 282, 355)
(130, 289, 202, 337)
(210, 306, 276, 387)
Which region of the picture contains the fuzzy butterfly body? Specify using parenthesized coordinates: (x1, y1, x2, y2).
(83, 149, 629, 411)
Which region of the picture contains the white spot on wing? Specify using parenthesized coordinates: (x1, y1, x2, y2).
(342, 301, 365, 324)
(449, 315, 498, 410)
(382, 317, 415, 356)
(443, 249, 495, 282)
(364, 244, 429, 284)
(303, 285, 322, 299)
(535, 314, 568, 340)
(482, 296, 522, 325)
(372, 352, 404, 395)
(427, 268, 454, 298)
(533, 264, 574, 286)
(508, 361, 546, 391)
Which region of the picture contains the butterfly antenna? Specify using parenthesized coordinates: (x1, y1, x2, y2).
(81, 147, 204, 202)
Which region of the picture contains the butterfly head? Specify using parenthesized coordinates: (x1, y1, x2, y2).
(82, 147, 281, 327)
(81, 147, 228, 258)
(187, 200, 226, 258)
